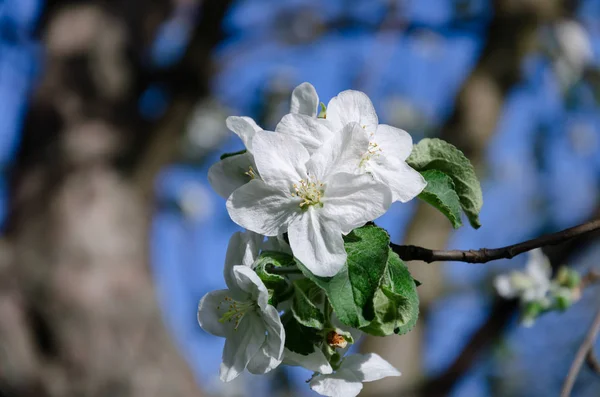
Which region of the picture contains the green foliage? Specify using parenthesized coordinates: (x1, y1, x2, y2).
(220, 149, 247, 160)
(282, 312, 321, 355)
(556, 267, 581, 289)
(292, 279, 325, 329)
(297, 225, 391, 328)
(360, 251, 420, 336)
(418, 170, 463, 229)
(254, 251, 295, 304)
(407, 138, 483, 228)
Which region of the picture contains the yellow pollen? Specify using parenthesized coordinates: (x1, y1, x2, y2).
(360, 141, 383, 167)
(245, 166, 257, 180)
(291, 176, 324, 208)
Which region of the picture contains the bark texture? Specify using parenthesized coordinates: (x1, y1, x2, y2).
(1, 1, 232, 396)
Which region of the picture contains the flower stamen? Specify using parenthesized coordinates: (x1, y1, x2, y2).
(218, 296, 255, 330)
(291, 176, 324, 208)
(359, 141, 383, 168)
(245, 166, 257, 180)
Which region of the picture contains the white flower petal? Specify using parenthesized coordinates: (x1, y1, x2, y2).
(226, 116, 261, 152)
(227, 179, 299, 236)
(374, 124, 414, 161)
(321, 173, 392, 234)
(231, 266, 269, 309)
(326, 90, 378, 133)
(341, 353, 401, 382)
(262, 234, 293, 255)
(225, 231, 263, 269)
(197, 289, 231, 337)
(369, 157, 426, 203)
(306, 122, 369, 180)
(208, 152, 255, 199)
(283, 348, 333, 374)
(276, 113, 334, 153)
(310, 371, 363, 397)
(224, 231, 263, 295)
(252, 130, 309, 184)
(290, 82, 319, 116)
(526, 249, 552, 283)
(220, 312, 266, 382)
(494, 275, 517, 299)
(288, 209, 346, 277)
(247, 305, 285, 374)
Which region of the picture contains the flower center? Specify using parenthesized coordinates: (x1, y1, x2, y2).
(359, 140, 383, 168)
(217, 296, 255, 330)
(292, 176, 324, 208)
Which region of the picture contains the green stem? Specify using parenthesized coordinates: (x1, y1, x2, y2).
(323, 297, 333, 328)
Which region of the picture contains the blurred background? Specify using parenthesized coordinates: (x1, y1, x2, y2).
(1, 0, 600, 396)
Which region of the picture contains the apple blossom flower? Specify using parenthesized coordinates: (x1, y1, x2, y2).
(494, 248, 552, 303)
(226, 122, 392, 277)
(197, 232, 284, 382)
(325, 90, 426, 203)
(208, 116, 262, 199)
(309, 353, 400, 397)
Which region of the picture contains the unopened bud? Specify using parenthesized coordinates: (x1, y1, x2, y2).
(326, 330, 347, 349)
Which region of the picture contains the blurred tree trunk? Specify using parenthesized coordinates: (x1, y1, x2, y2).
(0, 1, 231, 396)
(361, 1, 568, 396)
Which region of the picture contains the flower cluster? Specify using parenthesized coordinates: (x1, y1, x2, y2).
(210, 83, 425, 277)
(198, 83, 426, 396)
(494, 248, 583, 326)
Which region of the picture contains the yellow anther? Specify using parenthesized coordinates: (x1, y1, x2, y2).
(292, 175, 324, 208)
(245, 166, 257, 180)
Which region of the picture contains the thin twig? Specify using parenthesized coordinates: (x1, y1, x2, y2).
(561, 306, 600, 397)
(586, 348, 600, 376)
(581, 271, 600, 291)
(391, 219, 600, 263)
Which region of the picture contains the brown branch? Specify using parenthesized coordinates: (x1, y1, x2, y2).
(586, 348, 600, 376)
(415, 210, 600, 397)
(391, 219, 600, 264)
(561, 306, 600, 397)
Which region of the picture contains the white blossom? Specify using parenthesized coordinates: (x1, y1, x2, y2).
(326, 90, 426, 203)
(283, 348, 333, 375)
(226, 123, 392, 277)
(208, 116, 262, 199)
(197, 232, 284, 382)
(275, 82, 336, 153)
(309, 353, 400, 397)
(494, 248, 552, 303)
(290, 82, 319, 117)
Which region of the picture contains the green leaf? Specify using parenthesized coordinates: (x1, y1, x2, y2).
(292, 279, 325, 329)
(220, 149, 247, 160)
(407, 138, 483, 228)
(418, 170, 463, 229)
(253, 251, 295, 304)
(297, 225, 390, 328)
(282, 312, 321, 355)
(360, 251, 420, 336)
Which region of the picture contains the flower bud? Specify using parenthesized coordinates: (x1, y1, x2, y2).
(326, 330, 348, 349)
